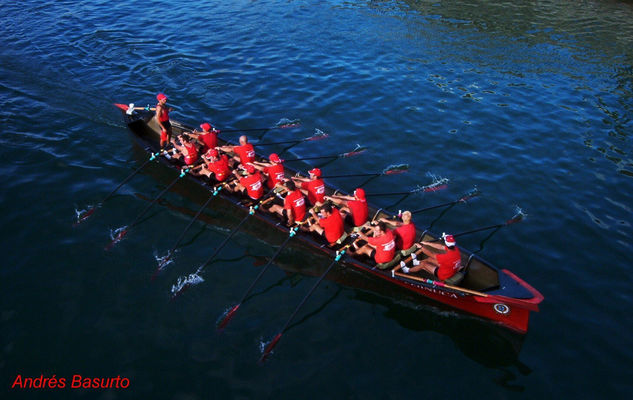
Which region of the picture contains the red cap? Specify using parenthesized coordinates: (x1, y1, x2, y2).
(309, 168, 321, 177)
(269, 153, 283, 163)
(245, 164, 256, 174)
(205, 149, 218, 158)
(156, 93, 167, 101)
(200, 122, 212, 131)
(354, 188, 366, 200)
(443, 234, 456, 247)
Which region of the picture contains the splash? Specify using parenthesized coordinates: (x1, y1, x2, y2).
(275, 118, 301, 129)
(73, 205, 96, 226)
(309, 128, 329, 141)
(170, 269, 204, 298)
(154, 249, 176, 270)
(107, 226, 128, 248)
(383, 163, 409, 175)
(418, 173, 449, 193)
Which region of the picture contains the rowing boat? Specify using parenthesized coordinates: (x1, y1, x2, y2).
(113, 103, 544, 333)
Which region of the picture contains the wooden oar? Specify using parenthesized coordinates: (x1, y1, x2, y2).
(105, 166, 192, 250)
(321, 164, 409, 179)
(216, 226, 300, 330)
(74, 150, 166, 226)
(170, 188, 279, 299)
(259, 245, 351, 363)
(151, 179, 236, 279)
(254, 131, 329, 146)
(283, 144, 368, 162)
(410, 188, 479, 215)
(220, 122, 301, 134)
(392, 272, 488, 297)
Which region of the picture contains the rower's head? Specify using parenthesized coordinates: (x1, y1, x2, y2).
(239, 135, 248, 145)
(286, 180, 296, 191)
(354, 188, 366, 201)
(270, 153, 283, 164)
(374, 221, 387, 235)
(401, 210, 412, 223)
(200, 122, 212, 132)
(205, 148, 219, 160)
(442, 233, 456, 249)
(157, 93, 167, 104)
(245, 164, 256, 175)
(321, 203, 333, 216)
(309, 168, 321, 179)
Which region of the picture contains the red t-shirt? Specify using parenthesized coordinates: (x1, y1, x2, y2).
(394, 223, 416, 250)
(436, 247, 462, 280)
(348, 199, 368, 227)
(368, 230, 396, 264)
(199, 132, 218, 151)
(240, 172, 263, 200)
(234, 143, 255, 165)
(265, 163, 285, 189)
(301, 179, 325, 204)
(208, 155, 230, 182)
(184, 143, 198, 165)
(319, 208, 344, 244)
(284, 189, 306, 221)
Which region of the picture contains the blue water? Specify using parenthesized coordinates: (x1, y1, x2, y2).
(2, 0, 633, 398)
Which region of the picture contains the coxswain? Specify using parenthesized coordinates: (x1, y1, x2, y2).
(233, 164, 264, 200)
(253, 153, 286, 189)
(171, 135, 199, 166)
(193, 148, 231, 182)
(268, 180, 306, 226)
(307, 203, 347, 246)
(192, 122, 219, 153)
(402, 234, 462, 281)
(378, 210, 417, 256)
(325, 188, 368, 227)
(293, 168, 325, 206)
(351, 221, 400, 270)
(220, 135, 256, 167)
(155, 93, 172, 149)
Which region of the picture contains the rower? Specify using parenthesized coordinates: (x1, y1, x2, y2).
(192, 148, 231, 182)
(220, 135, 256, 167)
(401, 233, 462, 282)
(325, 188, 368, 227)
(267, 180, 306, 226)
(350, 221, 400, 270)
(377, 210, 417, 257)
(293, 168, 325, 206)
(232, 164, 264, 200)
(155, 93, 172, 149)
(252, 153, 286, 189)
(307, 203, 348, 246)
(190, 122, 219, 153)
(171, 135, 199, 166)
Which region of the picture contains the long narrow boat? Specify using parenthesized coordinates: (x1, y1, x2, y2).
(113, 103, 544, 333)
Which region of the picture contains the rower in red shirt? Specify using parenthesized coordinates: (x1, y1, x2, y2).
(352, 222, 400, 269)
(220, 135, 256, 167)
(378, 210, 417, 256)
(155, 93, 172, 149)
(308, 203, 347, 245)
(233, 164, 264, 200)
(192, 149, 231, 182)
(171, 135, 199, 166)
(402, 234, 462, 281)
(326, 188, 368, 227)
(253, 153, 286, 189)
(268, 180, 306, 226)
(293, 168, 325, 205)
(191, 122, 219, 153)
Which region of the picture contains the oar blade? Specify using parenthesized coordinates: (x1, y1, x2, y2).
(342, 145, 368, 158)
(259, 333, 283, 363)
(217, 304, 241, 331)
(104, 228, 128, 251)
(73, 207, 97, 227)
(382, 163, 409, 175)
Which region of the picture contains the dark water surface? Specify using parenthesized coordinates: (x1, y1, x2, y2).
(2, 0, 633, 398)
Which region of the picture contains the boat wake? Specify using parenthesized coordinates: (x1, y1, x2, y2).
(170, 268, 204, 298)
